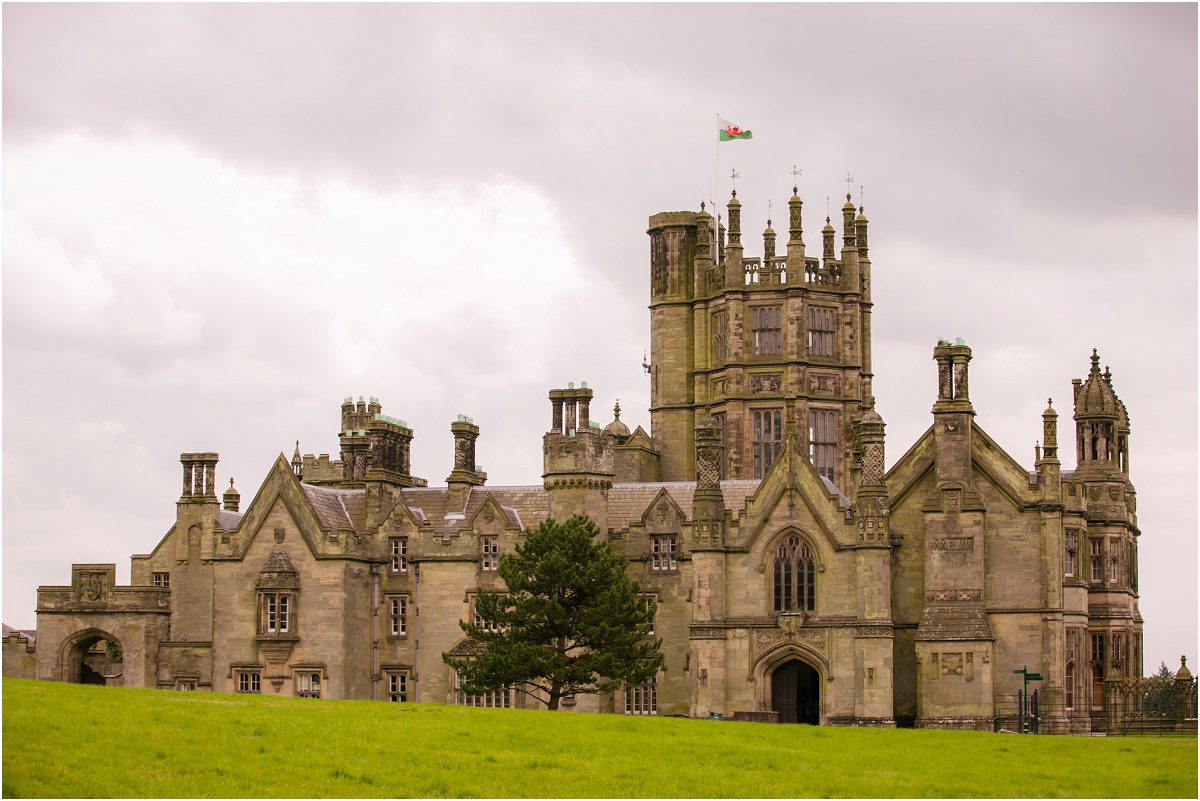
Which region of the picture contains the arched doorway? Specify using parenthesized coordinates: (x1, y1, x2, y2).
(772, 659, 820, 724)
(61, 629, 123, 686)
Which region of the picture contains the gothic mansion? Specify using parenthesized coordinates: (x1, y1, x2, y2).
(23, 187, 1143, 731)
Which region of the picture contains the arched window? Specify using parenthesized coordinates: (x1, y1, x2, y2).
(773, 535, 815, 612)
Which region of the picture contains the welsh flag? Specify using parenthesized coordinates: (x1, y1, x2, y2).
(719, 117, 753, 141)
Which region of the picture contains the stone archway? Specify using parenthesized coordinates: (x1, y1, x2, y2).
(771, 658, 822, 724)
(59, 628, 124, 686)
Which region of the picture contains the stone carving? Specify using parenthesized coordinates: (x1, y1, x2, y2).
(656, 501, 671, 522)
(482, 507, 494, 523)
(924, 588, 982, 602)
(711, 378, 727, 398)
(755, 630, 786, 648)
(941, 652, 964, 676)
(274, 528, 286, 544)
(79, 573, 105, 603)
(750, 374, 783, 394)
(689, 627, 725, 639)
(861, 443, 884, 486)
(1125, 493, 1136, 512)
(809, 373, 840, 395)
(1108, 486, 1121, 502)
(754, 622, 826, 652)
(931, 537, 974, 552)
(856, 627, 892, 638)
(1089, 486, 1102, 502)
(944, 489, 960, 512)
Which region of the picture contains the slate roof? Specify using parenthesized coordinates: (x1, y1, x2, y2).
(2, 624, 35, 645)
(301, 484, 361, 531)
(217, 510, 244, 531)
(399, 486, 550, 534)
(302, 475, 845, 536)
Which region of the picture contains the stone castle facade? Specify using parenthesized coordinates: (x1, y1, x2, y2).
(19, 185, 1144, 731)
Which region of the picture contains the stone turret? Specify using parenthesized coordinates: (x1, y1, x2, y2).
(223, 478, 240, 513)
(1072, 349, 1129, 477)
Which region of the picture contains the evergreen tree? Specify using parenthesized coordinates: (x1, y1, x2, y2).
(1154, 661, 1175, 680)
(443, 515, 662, 710)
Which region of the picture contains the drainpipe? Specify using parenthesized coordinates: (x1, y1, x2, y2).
(371, 562, 381, 700)
(413, 562, 420, 702)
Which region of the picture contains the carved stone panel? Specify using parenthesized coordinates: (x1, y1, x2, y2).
(808, 373, 840, 396)
(925, 589, 982, 602)
(931, 537, 974, 552)
(750, 373, 783, 394)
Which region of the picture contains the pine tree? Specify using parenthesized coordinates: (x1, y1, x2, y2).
(1154, 661, 1175, 680)
(443, 515, 663, 710)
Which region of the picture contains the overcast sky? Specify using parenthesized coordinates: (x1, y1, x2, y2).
(4, 4, 1196, 671)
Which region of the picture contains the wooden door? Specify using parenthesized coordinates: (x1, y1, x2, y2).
(772, 661, 799, 723)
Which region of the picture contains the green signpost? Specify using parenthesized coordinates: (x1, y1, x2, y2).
(1013, 666, 1044, 733)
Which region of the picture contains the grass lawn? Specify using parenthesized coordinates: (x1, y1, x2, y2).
(3, 679, 1196, 798)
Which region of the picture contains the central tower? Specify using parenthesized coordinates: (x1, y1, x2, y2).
(647, 187, 874, 491)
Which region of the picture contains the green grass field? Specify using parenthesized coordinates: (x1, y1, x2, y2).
(2, 679, 1195, 798)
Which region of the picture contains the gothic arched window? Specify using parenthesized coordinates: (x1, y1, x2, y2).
(773, 535, 815, 613)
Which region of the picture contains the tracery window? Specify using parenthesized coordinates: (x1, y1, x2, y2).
(752, 409, 783, 479)
(454, 671, 511, 708)
(752, 306, 782, 356)
(236, 671, 261, 694)
(773, 535, 816, 613)
(389, 537, 408, 573)
(712, 311, 727, 363)
(808, 307, 835, 357)
(1089, 539, 1104, 583)
(259, 592, 293, 635)
(1108, 540, 1122, 585)
(650, 536, 677, 571)
(296, 672, 321, 698)
(809, 410, 837, 482)
(1065, 629, 1078, 710)
(389, 597, 408, 637)
(1111, 633, 1125, 679)
(385, 671, 408, 702)
(481, 536, 499, 571)
(1064, 531, 1077, 578)
(625, 679, 657, 716)
(1090, 633, 1105, 709)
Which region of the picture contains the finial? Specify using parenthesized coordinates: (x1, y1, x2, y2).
(767, 198, 772, 223)
(859, 185, 864, 207)
(229, 477, 235, 488)
(1091, 348, 1100, 369)
(791, 164, 802, 195)
(700, 201, 705, 211)
(845, 172, 855, 196)
(729, 169, 739, 194)
(1104, 365, 1112, 383)
(613, 400, 621, 419)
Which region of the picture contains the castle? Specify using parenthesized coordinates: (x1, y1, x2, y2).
(12, 185, 1144, 731)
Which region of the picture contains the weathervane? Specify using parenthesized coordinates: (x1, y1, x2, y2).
(845, 172, 855, 197)
(767, 198, 773, 225)
(729, 169, 740, 195)
(791, 164, 802, 193)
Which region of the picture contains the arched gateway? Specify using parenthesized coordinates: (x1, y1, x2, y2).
(771, 658, 821, 724)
